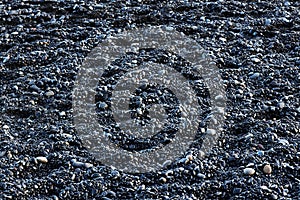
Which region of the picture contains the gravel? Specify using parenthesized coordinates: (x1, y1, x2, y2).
(0, 0, 299, 199)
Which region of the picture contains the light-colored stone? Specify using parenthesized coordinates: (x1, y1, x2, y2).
(36, 156, 48, 163)
(263, 164, 272, 174)
(243, 168, 255, 175)
(45, 90, 54, 97)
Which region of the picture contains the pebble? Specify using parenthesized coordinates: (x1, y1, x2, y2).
(98, 102, 108, 109)
(233, 188, 242, 194)
(243, 168, 255, 175)
(84, 163, 93, 168)
(59, 111, 66, 116)
(71, 160, 84, 168)
(197, 173, 206, 179)
(165, 26, 174, 31)
(265, 19, 272, 26)
(263, 164, 272, 174)
(159, 177, 167, 183)
(45, 91, 55, 97)
(271, 194, 278, 200)
(257, 151, 264, 156)
(249, 72, 260, 79)
(206, 129, 216, 135)
(2, 125, 9, 129)
(284, 1, 290, 6)
(251, 57, 261, 63)
(36, 156, 48, 163)
(278, 139, 289, 146)
(0, 151, 6, 157)
(278, 102, 285, 109)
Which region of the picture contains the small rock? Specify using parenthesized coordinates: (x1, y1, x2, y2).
(278, 139, 289, 146)
(284, 1, 290, 6)
(2, 125, 9, 129)
(271, 194, 278, 200)
(249, 72, 260, 79)
(71, 159, 84, 168)
(186, 154, 193, 161)
(7, 151, 12, 159)
(29, 84, 40, 92)
(98, 102, 108, 109)
(263, 164, 272, 174)
(243, 168, 255, 175)
(206, 129, 216, 135)
(0, 151, 6, 157)
(59, 111, 66, 116)
(233, 188, 242, 194)
(197, 173, 206, 179)
(165, 26, 174, 31)
(159, 177, 167, 183)
(260, 186, 272, 192)
(36, 156, 48, 163)
(84, 162, 93, 168)
(265, 19, 272, 26)
(219, 37, 227, 42)
(251, 57, 260, 63)
(257, 151, 264, 156)
(45, 90, 55, 97)
(278, 102, 285, 109)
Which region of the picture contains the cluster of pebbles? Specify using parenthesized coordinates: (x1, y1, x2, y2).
(0, 0, 299, 199)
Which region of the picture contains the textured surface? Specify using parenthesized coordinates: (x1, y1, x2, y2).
(0, 0, 299, 199)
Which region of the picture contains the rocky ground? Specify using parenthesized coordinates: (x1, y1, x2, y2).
(0, 0, 299, 199)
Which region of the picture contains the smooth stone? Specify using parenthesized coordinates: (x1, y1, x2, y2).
(278, 102, 285, 108)
(36, 156, 48, 163)
(159, 177, 167, 183)
(233, 187, 242, 194)
(72, 161, 84, 168)
(3, 125, 9, 129)
(265, 19, 271, 26)
(197, 173, 206, 179)
(45, 91, 54, 97)
(243, 168, 255, 175)
(84, 163, 93, 168)
(263, 164, 272, 174)
(206, 129, 216, 135)
(249, 72, 260, 79)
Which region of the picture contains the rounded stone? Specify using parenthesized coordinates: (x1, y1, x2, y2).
(243, 168, 255, 175)
(263, 164, 272, 174)
(36, 156, 48, 163)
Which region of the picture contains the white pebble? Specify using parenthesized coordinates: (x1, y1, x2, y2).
(45, 91, 54, 97)
(243, 168, 255, 175)
(251, 58, 260, 63)
(84, 163, 93, 168)
(59, 111, 66, 116)
(165, 26, 174, 31)
(3, 125, 9, 129)
(197, 173, 206, 178)
(278, 102, 285, 109)
(36, 156, 48, 163)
